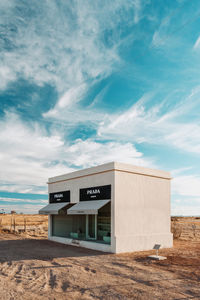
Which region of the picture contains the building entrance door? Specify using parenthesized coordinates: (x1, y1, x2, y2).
(86, 215, 97, 240)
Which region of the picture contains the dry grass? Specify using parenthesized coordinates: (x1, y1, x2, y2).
(171, 216, 200, 240)
(0, 214, 48, 238)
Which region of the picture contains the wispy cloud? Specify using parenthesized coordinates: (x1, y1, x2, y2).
(0, 110, 153, 194)
(171, 167, 193, 176)
(66, 138, 154, 169)
(151, 3, 200, 52)
(2, 86, 199, 196)
(0, 111, 74, 193)
(171, 167, 200, 215)
(172, 175, 200, 197)
(0, 184, 47, 195)
(0, 203, 44, 214)
(0, 0, 139, 99)
(152, 16, 172, 48)
(193, 36, 200, 49)
(171, 203, 200, 216)
(1, 0, 200, 216)
(97, 89, 200, 154)
(0, 197, 47, 204)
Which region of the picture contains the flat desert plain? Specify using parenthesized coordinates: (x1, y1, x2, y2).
(0, 216, 200, 300)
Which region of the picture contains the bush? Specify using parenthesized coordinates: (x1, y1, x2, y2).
(171, 222, 182, 239)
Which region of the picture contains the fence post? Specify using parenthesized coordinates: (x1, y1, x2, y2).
(13, 216, 15, 233)
(10, 215, 12, 232)
(24, 216, 26, 232)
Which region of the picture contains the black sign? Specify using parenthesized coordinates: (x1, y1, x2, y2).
(49, 190, 70, 203)
(80, 185, 111, 201)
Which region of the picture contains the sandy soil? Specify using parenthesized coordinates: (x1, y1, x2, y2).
(0, 233, 200, 300)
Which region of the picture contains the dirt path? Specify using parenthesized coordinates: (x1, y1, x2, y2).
(0, 233, 200, 299)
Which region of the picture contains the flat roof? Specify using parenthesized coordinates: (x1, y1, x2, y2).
(48, 162, 171, 184)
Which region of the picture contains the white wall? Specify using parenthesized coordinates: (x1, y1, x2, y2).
(114, 169, 173, 253)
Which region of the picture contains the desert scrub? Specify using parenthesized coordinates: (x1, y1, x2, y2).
(171, 221, 182, 239)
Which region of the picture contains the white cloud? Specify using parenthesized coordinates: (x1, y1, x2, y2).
(151, 8, 192, 51)
(2, 1, 200, 216)
(88, 84, 110, 108)
(133, 0, 142, 23)
(193, 36, 200, 49)
(171, 167, 192, 176)
(0, 197, 47, 204)
(0, 184, 47, 195)
(0, 0, 149, 127)
(172, 175, 200, 197)
(170, 167, 200, 216)
(165, 123, 200, 153)
(171, 171, 200, 215)
(0, 0, 140, 98)
(0, 112, 74, 193)
(97, 89, 200, 154)
(44, 83, 88, 118)
(0, 66, 16, 90)
(171, 204, 200, 216)
(66, 138, 154, 169)
(152, 16, 172, 48)
(0, 204, 44, 214)
(0, 112, 64, 160)
(0, 111, 153, 195)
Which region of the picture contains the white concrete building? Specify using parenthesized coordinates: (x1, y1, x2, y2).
(39, 162, 173, 253)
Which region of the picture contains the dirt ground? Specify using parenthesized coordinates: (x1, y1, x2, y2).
(0, 233, 200, 300)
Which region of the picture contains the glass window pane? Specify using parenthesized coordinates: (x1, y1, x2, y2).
(88, 215, 95, 239)
(97, 202, 111, 244)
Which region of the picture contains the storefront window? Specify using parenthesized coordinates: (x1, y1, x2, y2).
(52, 202, 111, 244)
(52, 215, 86, 239)
(97, 202, 111, 244)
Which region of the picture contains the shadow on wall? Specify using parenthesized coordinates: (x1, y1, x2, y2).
(0, 238, 109, 263)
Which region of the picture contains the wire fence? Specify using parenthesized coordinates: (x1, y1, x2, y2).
(0, 214, 48, 236)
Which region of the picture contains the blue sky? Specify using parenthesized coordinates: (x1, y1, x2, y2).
(0, 0, 200, 215)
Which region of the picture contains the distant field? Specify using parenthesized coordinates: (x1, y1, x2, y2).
(0, 214, 48, 238)
(171, 216, 200, 240)
(0, 214, 200, 241)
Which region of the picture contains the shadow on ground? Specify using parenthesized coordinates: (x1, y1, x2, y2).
(0, 237, 109, 262)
